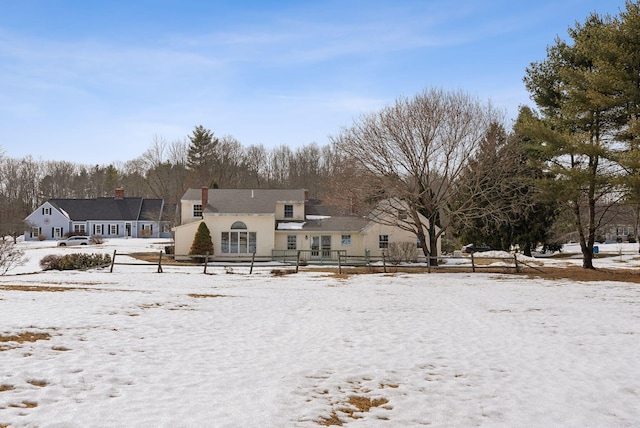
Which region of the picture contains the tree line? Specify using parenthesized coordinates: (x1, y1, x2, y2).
(0, 138, 343, 240)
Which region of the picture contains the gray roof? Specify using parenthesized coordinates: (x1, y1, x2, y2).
(182, 188, 306, 214)
(49, 197, 164, 221)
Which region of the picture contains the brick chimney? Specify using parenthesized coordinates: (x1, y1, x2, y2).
(115, 188, 124, 199)
(201, 186, 208, 216)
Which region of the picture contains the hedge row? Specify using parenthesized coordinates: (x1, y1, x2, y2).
(40, 253, 112, 271)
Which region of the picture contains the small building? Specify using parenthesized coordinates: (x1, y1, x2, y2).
(172, 187, 439, 261)
(24, 188, 170, 240)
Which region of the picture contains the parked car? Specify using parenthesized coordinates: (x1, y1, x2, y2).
(462, 244, 492, 254)
(57, 236, 92, 246)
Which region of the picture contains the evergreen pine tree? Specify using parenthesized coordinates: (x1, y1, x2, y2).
(189, 222, 213, 261)
(187, 125, 217, 171)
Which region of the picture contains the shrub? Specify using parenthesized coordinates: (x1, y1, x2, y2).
(40, 254, 62, 271)
(189, 222, 213, 261)
(90, 235, 104, 244)
(386, 242, 418, 264)
(37, 234, 46, 241)
(40, 253, 112, 271)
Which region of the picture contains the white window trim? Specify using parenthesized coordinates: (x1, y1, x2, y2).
(284, 204, 294, 218)
(287, 235, 297, 250)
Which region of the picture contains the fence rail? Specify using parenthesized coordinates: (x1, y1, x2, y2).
(110, 250, 164, 273)
(109, 249, 538, 275)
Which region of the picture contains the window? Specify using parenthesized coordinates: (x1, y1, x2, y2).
(31, 227, 41, 238)
(53, 227, 63, 239)
(109, 225, 118, 235)
(42, 207, 51, 215)
(397, 210, 407, 220)
(94, 224, 103, 235)
(341, 234, 352, 246)
(141, 224, 153, 237)
(193, 204, 202, 217)
(73, 224, 86, 234)
(379, 235, 389, 249)
(284, 204, 293, 218)
(221, 231, 257, 254)
(287, 235, 297, 250)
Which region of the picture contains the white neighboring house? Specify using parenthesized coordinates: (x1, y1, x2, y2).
(24, 188, 171, 240)
(172, 187, 439, 261)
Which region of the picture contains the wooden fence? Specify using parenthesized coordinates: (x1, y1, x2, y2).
(110, 249, 542, 275)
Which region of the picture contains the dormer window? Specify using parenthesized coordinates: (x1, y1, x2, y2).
(42, 207, 51, 215)
(193, 204, 202, 217)
(284, 204, 294, 218)
(397, 209, 407, 220)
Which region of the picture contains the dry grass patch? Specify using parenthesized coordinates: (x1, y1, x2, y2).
(271, 269, 296, 276)
(26, 379, 48, 387)
(188, 293, 226, 298)
(0, 331, 51, 344)
(313, 379, 394, 426)
(0, 331, 51, 352)
(0, 285, 81, 292)
(0, 384, 15, 392)
(312, 264, 640, 283)
(317, 396, 390, 426)
(52, 346, 71, 352)
(9, 400, 37, 408)
(529, 266, 640, 283)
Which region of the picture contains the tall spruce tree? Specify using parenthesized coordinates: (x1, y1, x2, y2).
(186, 125, 218, 187)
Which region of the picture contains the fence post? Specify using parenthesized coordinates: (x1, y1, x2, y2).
(109, 250, 117, 273)
(338, 253, 342, 275)
(157, 251, 163, 273)
(513, 253, 519, 273)
(296, 250, 301, 273)
(250, 252, 256, 275)
(382, 252, 387, 273)
(471, 252, 476, 273)
(203, 252, 209, 274)
(427, 251, 431, 274)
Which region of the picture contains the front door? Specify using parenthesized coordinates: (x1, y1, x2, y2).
(321, 235, 332, 258)
(125, 222, 132, 237)
(311, 236, 320, 258)
(311, 235, 331, 259)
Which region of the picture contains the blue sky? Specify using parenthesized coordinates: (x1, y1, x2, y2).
(0, 0, 629, 165)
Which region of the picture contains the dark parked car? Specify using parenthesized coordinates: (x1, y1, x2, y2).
(462, 244, 492, 254)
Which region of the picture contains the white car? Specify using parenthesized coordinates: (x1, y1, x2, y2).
(57, 236, 92, 246)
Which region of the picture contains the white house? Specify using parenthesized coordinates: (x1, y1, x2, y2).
(172, 187, 439, 262)
(24, 188, 170, 240)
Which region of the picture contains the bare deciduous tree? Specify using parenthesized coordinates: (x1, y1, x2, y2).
(0, 240, 26, 275)
(332, 88, 501, 264)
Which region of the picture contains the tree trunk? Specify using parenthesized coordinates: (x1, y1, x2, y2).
(428, 225, 439, 267)
(573, 203, 595, 269)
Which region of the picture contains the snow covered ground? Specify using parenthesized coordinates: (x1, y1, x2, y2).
(1, 239, 639, 427)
